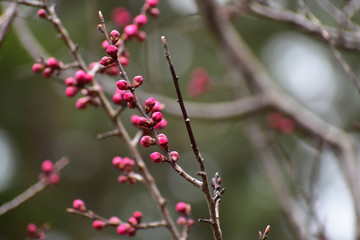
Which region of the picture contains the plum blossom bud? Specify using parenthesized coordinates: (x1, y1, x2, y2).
(128, 216, 138, 225)
(150, 152, 166, 163)
(188, 218, 195, 226)
(93, 220, 106, 230)
(152, 101, 164, 112)
(123, 92, 135, 103)
(41, 160, 53, 174)
(75, 70, 87, 83)
(177, 216, 186, 226)
(124, 24, 138, 37)
(73, 199, 86, 212)
(132, 75, 143, 88)
(140, 135, 155, 147)
(112, 156, 122, 169)
(37, 9, 47, 18)
(112, 7, 131, 27)
(49, 173, 60, 185)
(32, 63, 45, 73)
(65, 77, 77, 86)
(175, 202, 191, 215)
(106, 45, 118, 58)
(27, 223, 37, 235)
(122, 157, 135, 171)
(117, 224, 130, 235)
(130, 115, 140, 125)
(128, 227, 136, 236)
(170, 151, 179, 162)
(151, 112, 163, 125)
(100, 56, 115, 66)
(113, 93, 124, 104)
(116, 80, 131, 90)
(43, 67, 53, 78)
(133, 211, 142, 222)
(146, 0, 158, 7)
(109, 216, 121, 225)
(158, 136, 168, 149)
(118, 175, 128, 184)
(119, 56, 129, 66)
(101, 40, 109, 49)
(145, 97, 155, 112)
(136, 117, 151, 128)
(149, 8, 160, 17)
(134, 15, 147, 26)
(110, 30, 121, 44)
(47, 57, 58, 68)
(75, 97, 89, 109)
(154, 118, 167, 130)
(65, 86, 78, 97)
(137, 31, 147, 42)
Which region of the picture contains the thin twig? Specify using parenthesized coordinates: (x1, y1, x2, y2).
(0, 156, 69, 216)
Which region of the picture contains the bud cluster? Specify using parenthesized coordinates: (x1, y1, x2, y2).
(38, 160, 60, 185)
(267, 112, 295, 134)
(26, 223, 46, 240)
(32, 57, 63, 78)
(175, 202, 194, 227)
(112, 156, 137, 184)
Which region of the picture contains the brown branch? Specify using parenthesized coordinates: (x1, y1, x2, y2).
(0, 156, 69, 216)
(162, 36, 223, 240)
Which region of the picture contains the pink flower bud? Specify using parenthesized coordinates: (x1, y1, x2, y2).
(27, 223, 37, 235)
(175, 202, 188, 215)
(140, 135, 155, 147)
(75, 97, 89, 109)
(170, 151, 179, 162)
(73, 199, 86, 212)
(116, 80, 131, 90)
(123, 92, 135, 103)
(134, 15, 147, 26)
(119, 56, 129, 66)
(43, 67, 53, 78)
(101, 40, 109, 49)
(109, 216, 121, 225)
(112, 93, 124, 104)
(49, 173, 60, 185)
(158, 136, 168, 149)
(117, 224, 130, 235)
(100, 56, 115, 66)
(85, 73, 93, 83)
(149, 8, 160, 17)
(106, 45, 118, 58)
(150, 152, 166, 163)
(128, 227, 136, 236)
(146, 0, 158, 7)
(112, 7, 131, 27)
(65, 77, 77, 86)
(128, 216, 138, 225)
(279, 117, 294, 134)
(132, 75, 143, 88)
(93, 220, 106, 230)
(110, 30, 121, 44)
(152, 101, 164, 112)
(124, 24, 138, 37)
(136, 117, 151, 128)
(105, 65, 120, 76)
(177, 216, 186, 226)
(188, 218, 195, 226)
(41, 160, 53, 174)
(154, 118, 167, 130)
(47, 57, 58, 68)
(75, 70, 87, 83)
(32, 63, 45, 73)
(118, 175, 128, 184)
(137, 31, 147, 42)
(37, 9, 47, 18)
(151, 111, 163, 124)
(112, 156, 122, 169)
(145, 97, 155, 112)
(130, 115, 140, 125)
(122, 157, 135, 171)
(133, 211, 142, 222)
(65, 86, 79, 97)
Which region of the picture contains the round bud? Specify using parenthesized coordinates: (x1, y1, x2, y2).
(27, 223, 37, 235)
(65, 77, 77, 86)
(49, 173, 60, 185)
(132, 75, 143, 88)
(188, 218, 195, 226)
(43, 67, 53, 78)
(93, 220, 106, 230)
(158, 137, 168, 149)
(37, 9, 47, 18)
(32, 63, 45, 73)
(112, 93, 124, 104)
(133, 211, 142, 222)
(47, 57, 58, 68)
(117, 175, 128, 184)
(151, 112, 163, 124)
(119, 56, 129, 66)
(140, 135, 155, 147)
(100, 56, 115, 66)
(149, 8, 160, 17)
(146, 0, 158, 7)
(123, 92, 135, 103)
(106, 45, 119, 58)
(101, 40, 109, 49)
(137, 31, 147, 42)
(175, 202, 188, 215)
(65, 86, 78, 97)
(134, 15, 147, 26)
(177, 216, 186, 226)
(75, 70, 87, 83)
(75, 97, 89, 109)
(128, 216, 138, 225)
(116, 80, 131, 90)
(145, 97, 155, 112)
(124, 24, 138, 37)
(112, 156, 122, 169)
(109, 216, 121, 225)
(73, 199, 86, 212)
(154, 118, 167, 130)
(170, 151, 179, 162)
(110, 30, 121, 44)
(41, 160, 53, 174)
(150, 152, 166, 163)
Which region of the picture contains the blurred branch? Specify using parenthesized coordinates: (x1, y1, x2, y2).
(0, 1, 17, 45)
(0, 157, 69, 216)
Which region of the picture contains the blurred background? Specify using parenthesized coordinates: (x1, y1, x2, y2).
(1, 0, 360, 239)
